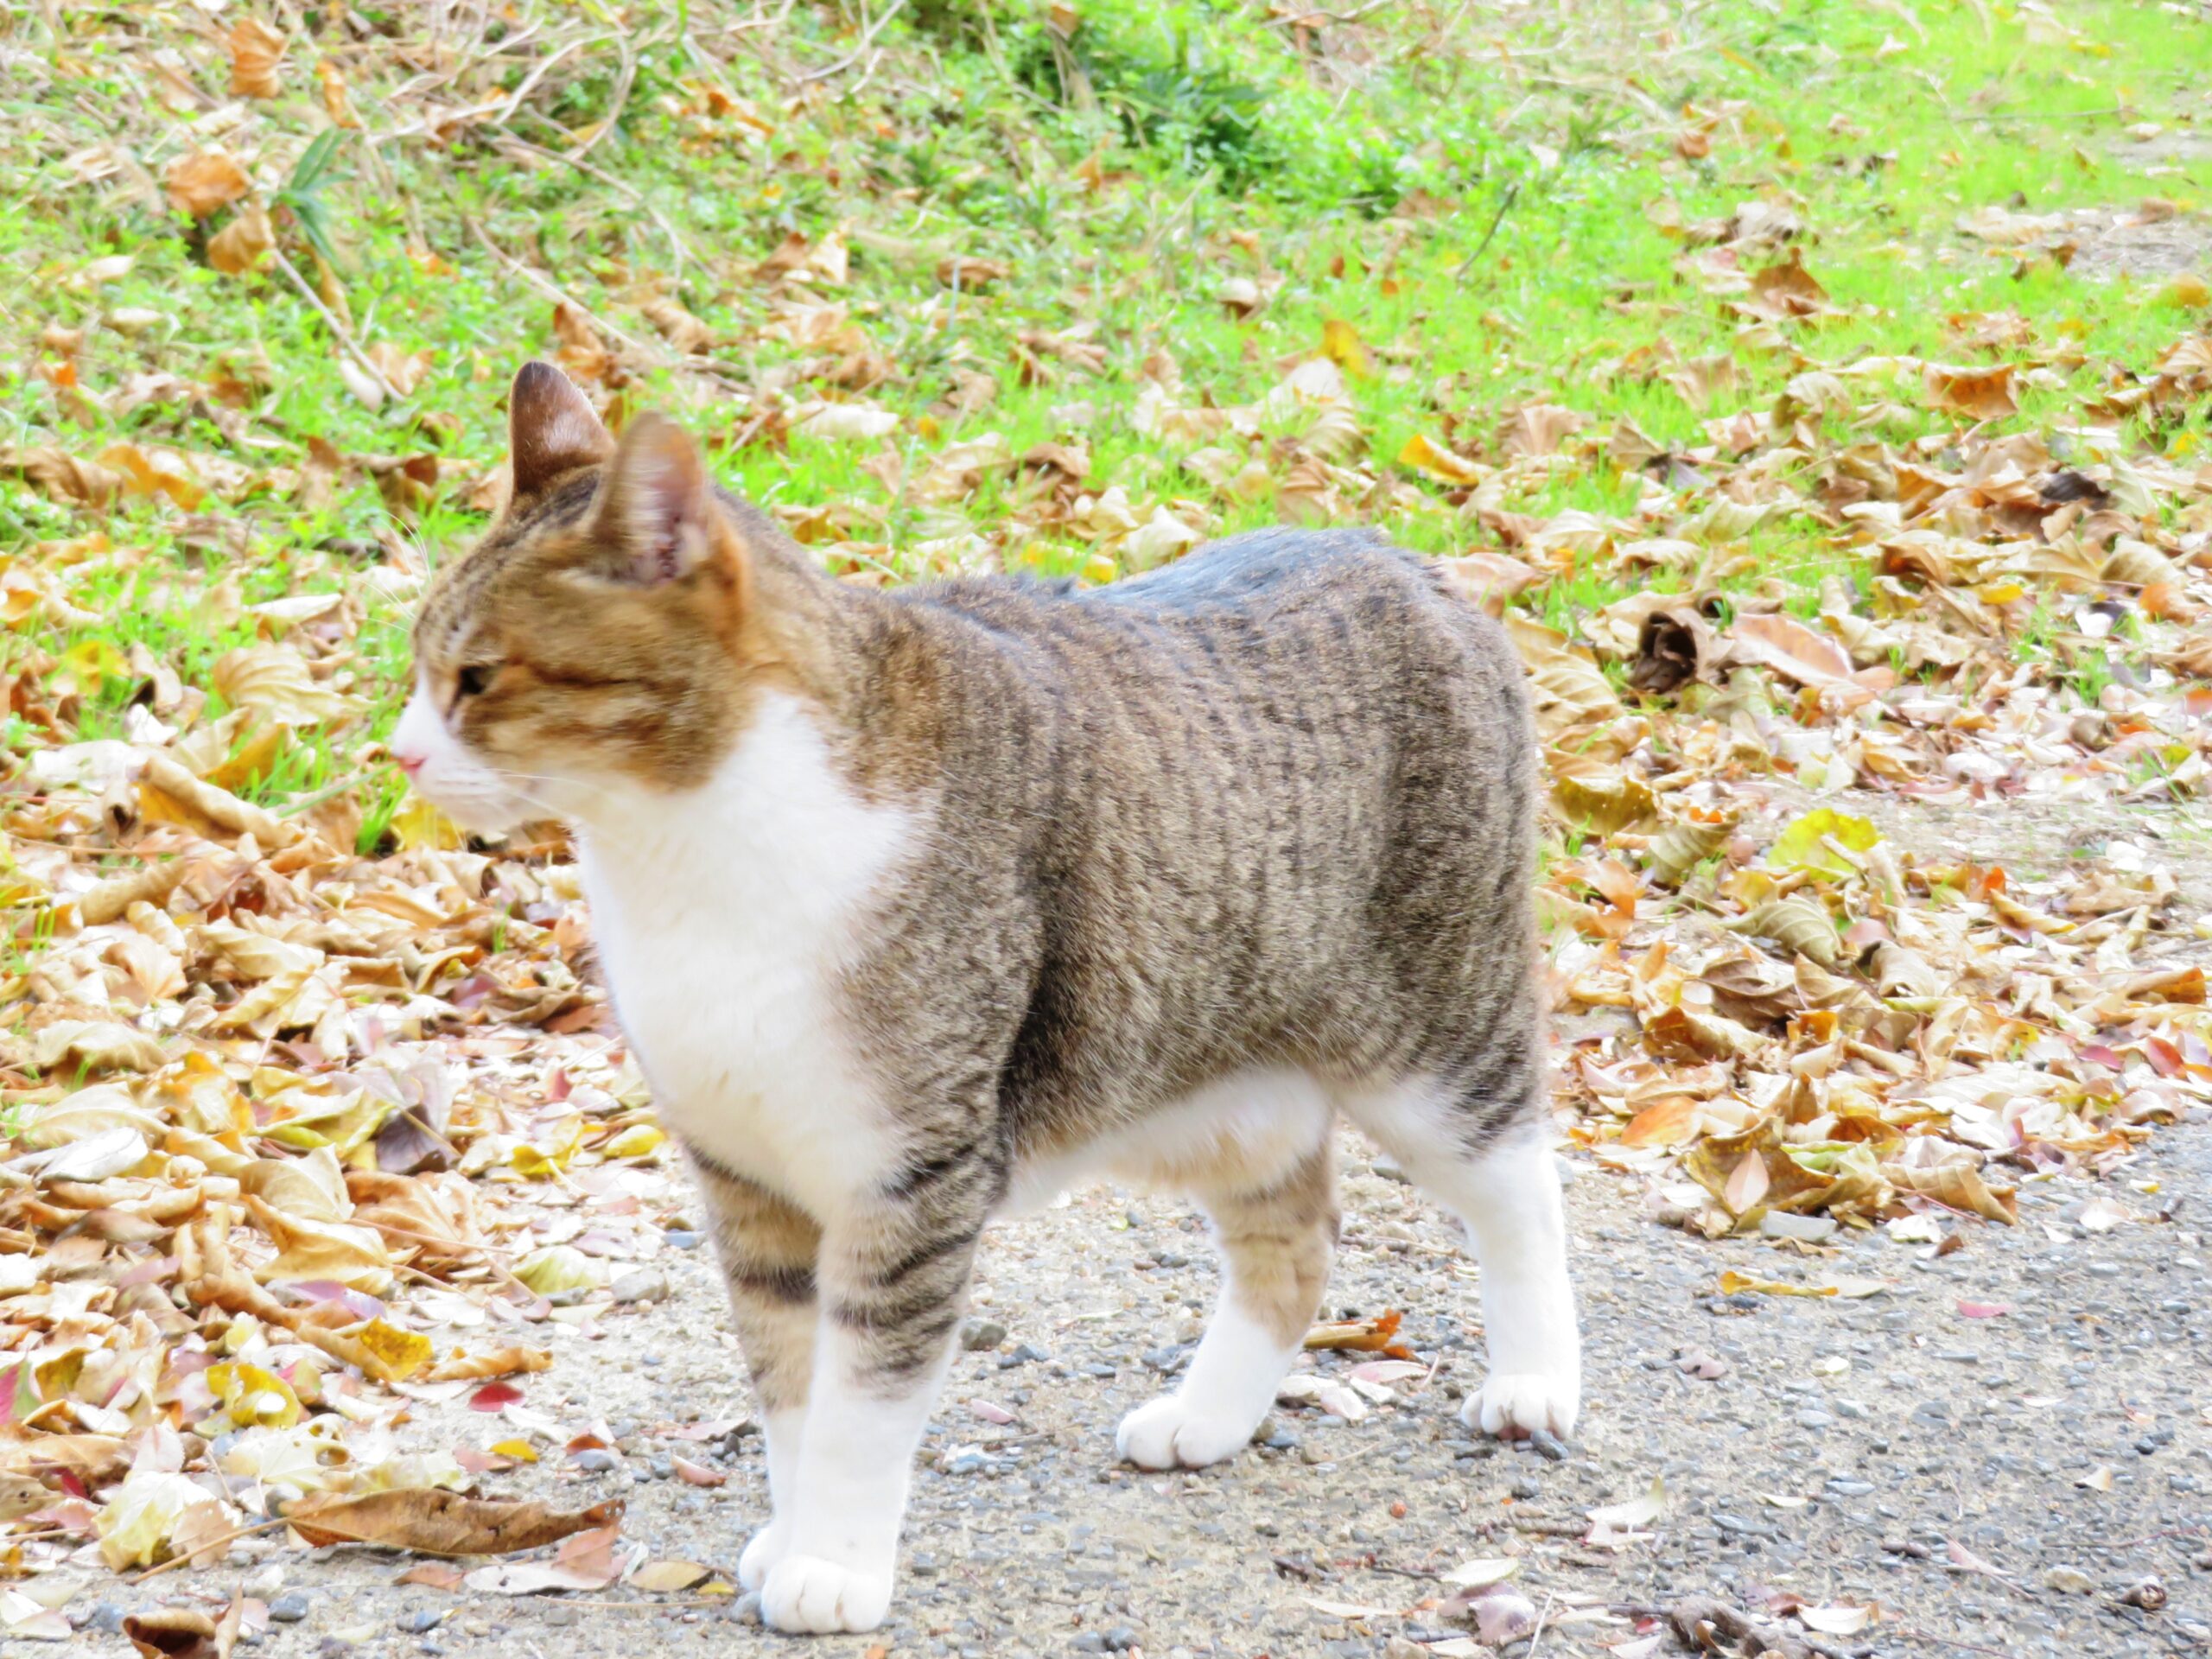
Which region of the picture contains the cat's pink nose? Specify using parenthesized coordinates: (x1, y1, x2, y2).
(393, 748, 426, 779)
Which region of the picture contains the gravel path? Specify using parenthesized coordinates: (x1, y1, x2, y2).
(62, 800, 2212, 1659)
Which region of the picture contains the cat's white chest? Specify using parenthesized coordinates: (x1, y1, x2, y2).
(575, 694, 920, 1217)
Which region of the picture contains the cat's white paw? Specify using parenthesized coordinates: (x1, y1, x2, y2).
(1116, 1395, 1258, 1470)
(735, 1518, 789, 1592)
(1462, 1370, 1580, 1440)
(760, 1554, 893, 1635)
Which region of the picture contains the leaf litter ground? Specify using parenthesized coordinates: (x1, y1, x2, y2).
(2, 1, 2211, 1653)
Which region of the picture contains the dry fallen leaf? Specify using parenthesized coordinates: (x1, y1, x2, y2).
(283, 1489, 624, 1554)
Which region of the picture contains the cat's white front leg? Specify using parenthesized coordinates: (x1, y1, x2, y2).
(755, 1192, 979, 1637)
(734, 1405, 804, 1589)
(759, 1319, 953, 1634)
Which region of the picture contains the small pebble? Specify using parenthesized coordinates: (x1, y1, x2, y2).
(962, 1318, 1008, 1351)
(573, 1448, 621, 1473)
(1759, 1211, 1838, 1243)
(270, 1592, 313, 1624)
(1103, 1626, 1141, 1651)
(662, 1230, 705, 1250)
(2044, 1565, 2094, 1595)
(610, 1268, 670, 1305)
(397, 1610, 445, 1635)
(1528, 1429, 1569, 1463)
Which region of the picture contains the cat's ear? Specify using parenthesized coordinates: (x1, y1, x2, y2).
(592, 413, 724, 585)
(507, 361, 614, 499)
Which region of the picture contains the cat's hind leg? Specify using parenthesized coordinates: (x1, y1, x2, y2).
(1344, 1082, 1580, 1440)
(1117, 1135, 1338, 1471)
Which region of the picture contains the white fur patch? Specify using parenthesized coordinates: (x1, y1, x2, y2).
(1001, 1066, 1332, 1215)
(575, 691, 920, 1217)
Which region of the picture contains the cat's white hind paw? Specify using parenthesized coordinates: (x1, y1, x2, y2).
(760, 1554, 893, 1634)
(735, 1519, 789, 1593)
(1462, 1370, 1580, 1440)
(1116, 1395, 1259, 1470)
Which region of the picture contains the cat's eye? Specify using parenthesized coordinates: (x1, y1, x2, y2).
(454, 664, 499, 701)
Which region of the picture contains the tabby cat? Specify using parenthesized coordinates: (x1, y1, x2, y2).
(391, 363, 1580, 1635)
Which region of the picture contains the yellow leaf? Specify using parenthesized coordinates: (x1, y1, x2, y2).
(1320, 318, 1371, 379)
(514, 1245, 601, 1294)
(207, 1361, 303, 1428)
(1769, 807, 1881, 878)
(1718, 1271, 1838, 1299)
(55, 637, 127, 695)
(489, 1439, 540, 1463)
(353, 1319, 433, 1382)
(601, 1123, 665, 1160)
(510, 1117, 588, 1179)
(2159, 272, 2209, 309)
(394, 796, 465, 852)
(1398, 432, 1483, 486)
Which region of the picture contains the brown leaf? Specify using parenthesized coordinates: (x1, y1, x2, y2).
(226, 18, 287, 99)
(936, 256, 1011, 288)
(1886, 1160, 2018, 1224)
(1745, 250, 1831, 320)
(165, 150, 253, 219)
(1499, 401, 1587, 459)
(1302, 1309, 1413, 1357)
(1923, 361, 2019, 421)
(0, 1433, 130, 1486)
(283, 1489, 624, 1554)
(423, 1346, 554, 1384)
(1630, 605, 1723, 694)
(5, 445, 124, 507)
(1434, 550, 1541, 615)
(640, 297, 715, 354)
(207, 207, 274, 276)
(124, 1602, 240, 1659)
(1727, 613, 1858, 686)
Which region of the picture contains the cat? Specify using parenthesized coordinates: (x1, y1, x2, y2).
(391, 362, 1580, 1636)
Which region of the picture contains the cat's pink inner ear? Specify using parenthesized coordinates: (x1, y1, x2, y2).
(508, 361, 613, 499)
(596, 414, 715, 585)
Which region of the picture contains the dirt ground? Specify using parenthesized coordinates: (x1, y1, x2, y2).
(56, 794, 2212, 1659)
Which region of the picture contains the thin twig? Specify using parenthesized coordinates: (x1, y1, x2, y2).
(565, 32, 637, 162)
(491, 135, 699, 276)
(368, 36, 599, 148)
(1453, 181, 1521, 279)
(465, 219, 753, 390)
(267, 246, 404, 405)
(130, 1515, 294, 1582)
(796, 0, 909, 85)
(1891, 1629, 2020, 1659)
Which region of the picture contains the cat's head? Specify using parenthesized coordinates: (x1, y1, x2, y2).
(390, 363, 760, 832)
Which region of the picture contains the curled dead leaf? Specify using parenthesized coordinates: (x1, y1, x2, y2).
(283, 1488, 624, 1554)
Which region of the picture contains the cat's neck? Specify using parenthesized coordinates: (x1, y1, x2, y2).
(571, 682, 918, 906)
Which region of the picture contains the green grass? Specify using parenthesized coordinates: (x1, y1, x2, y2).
(2, 0, 2209, 803)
